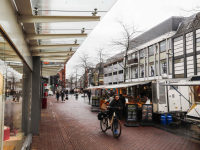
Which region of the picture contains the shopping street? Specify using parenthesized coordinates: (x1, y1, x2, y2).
(31, 95, 200, 150)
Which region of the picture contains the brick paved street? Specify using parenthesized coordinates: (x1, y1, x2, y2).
(31, 95, 200, 150)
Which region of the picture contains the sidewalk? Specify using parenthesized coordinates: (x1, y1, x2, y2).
(31, 94, 200, 150)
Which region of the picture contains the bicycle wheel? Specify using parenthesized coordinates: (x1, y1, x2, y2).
(112, 119, 122, 138)
(100, 117, 108, 132)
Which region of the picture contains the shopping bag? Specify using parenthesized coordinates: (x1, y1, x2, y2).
(101, 103, 107, 110)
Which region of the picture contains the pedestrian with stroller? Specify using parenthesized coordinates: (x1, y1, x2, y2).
(61, 91, 65, 102)
(56, 90, 60, 102)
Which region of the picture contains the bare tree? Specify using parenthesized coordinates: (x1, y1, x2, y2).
(111, 20, 140, 82)
(67, 73, 75, 90)
(79, 50, 94, 96)
(93, 46, 111, 85)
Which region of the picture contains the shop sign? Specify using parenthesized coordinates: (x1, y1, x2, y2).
(140, 104, 153, 126)
(126, 104, 138, 122)
(92, 96, 100, 107)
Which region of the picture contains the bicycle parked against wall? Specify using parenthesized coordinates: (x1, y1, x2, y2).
(98, 106, 122, 138)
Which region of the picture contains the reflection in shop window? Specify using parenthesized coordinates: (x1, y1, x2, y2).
(140, 66, 144, 78)
(161, 60, 167, 74)
(149, 63, 154, 76)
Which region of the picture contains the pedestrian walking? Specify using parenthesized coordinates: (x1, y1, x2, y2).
(56, 90, 60, 102)
(61, 91, 65, 101)
(87, 90, 91, 103)
(16, 91, 20, 102)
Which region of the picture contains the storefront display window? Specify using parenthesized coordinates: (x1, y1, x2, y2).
(0, 32, 25, 149)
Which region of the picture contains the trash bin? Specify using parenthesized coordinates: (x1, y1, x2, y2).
(42, 98, 47, 109)
(44, 92, 47, 97)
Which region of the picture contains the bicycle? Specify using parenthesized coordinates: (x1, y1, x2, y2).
(100, 106, 122, 138)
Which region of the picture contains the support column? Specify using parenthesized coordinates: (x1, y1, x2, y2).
(31, 56, 41, 135)
(183, 34, 187, 78)
(172, 38, 175, 78)
(22, 64, 32, 135)
(193, 30, 197, 75)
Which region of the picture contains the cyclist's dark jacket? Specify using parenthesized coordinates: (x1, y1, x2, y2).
(108, 100, 123, 119)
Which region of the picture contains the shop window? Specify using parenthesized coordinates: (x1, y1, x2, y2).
(160, 40, 166, 52)
(197, 38, 200, 47)
(140, 50, 144, 59)
(149, 64, 154, 76)
(131, 66, 138, 78)
(148, 45, 154, 56)
(160, 60, 167, 74)
(174, 36, 183, 42)
(113, 71, 117, 75)
(140, 66, 144, 78)
(0, 32, 25, 148)
(119, 70, 123, 74)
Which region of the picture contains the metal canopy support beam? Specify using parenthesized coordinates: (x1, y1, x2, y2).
(29, 44, 79, 50)
(19, 15, 101, 23)
(40, 59, 66, 62)
(26, 34, 87, 40)
(40, 56, 71, 60)
(32, 51, 74, 56)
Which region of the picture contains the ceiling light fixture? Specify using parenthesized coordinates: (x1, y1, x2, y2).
(34, 7, 39, 15)
(81, 28, 85, 34)
(92, 8, 97, 16)
(74, 39, 77, 44)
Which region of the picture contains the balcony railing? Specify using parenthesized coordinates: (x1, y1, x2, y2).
(127, 58, 138, 64)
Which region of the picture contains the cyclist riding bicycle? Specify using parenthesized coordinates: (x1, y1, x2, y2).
(107, 94, 123, 134)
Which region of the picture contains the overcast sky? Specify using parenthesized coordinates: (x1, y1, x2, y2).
(65, 0, 200, 79)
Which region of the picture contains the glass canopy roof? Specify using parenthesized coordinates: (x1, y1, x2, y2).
(25, 0, 117, 76)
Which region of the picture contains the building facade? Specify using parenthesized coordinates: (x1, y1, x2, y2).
(172, 13, 200, 78)
(104, 51, 125, 85)
(126, 17, 183, 83)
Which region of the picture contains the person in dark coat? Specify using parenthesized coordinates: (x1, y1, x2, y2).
(119, 94, 126, 117)
(16, 91, 20, 102)
(61, 91, 65, 101)
(56, 90, 60, 102)
(87, 90, 91, 103)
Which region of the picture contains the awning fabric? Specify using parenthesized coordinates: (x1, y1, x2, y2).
(87, 81, 150, 89)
